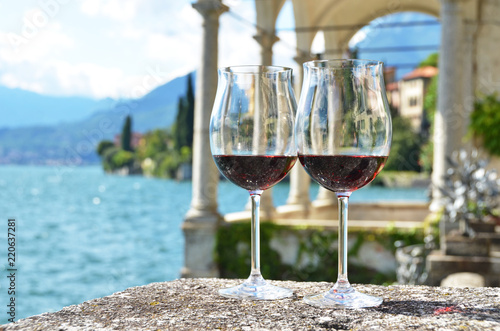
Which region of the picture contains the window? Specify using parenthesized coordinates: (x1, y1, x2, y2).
(409, 96, 418, 107)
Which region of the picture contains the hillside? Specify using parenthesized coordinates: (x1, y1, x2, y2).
(0, 73, 192, 165)
(0, 86, 116, 128)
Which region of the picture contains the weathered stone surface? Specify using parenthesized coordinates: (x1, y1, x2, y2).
(441, 272, 485, 288)
(2, 278, 500, 330)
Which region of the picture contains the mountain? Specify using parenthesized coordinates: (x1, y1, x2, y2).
(0, 73, 193, 165)
(0, 86, 117, 128)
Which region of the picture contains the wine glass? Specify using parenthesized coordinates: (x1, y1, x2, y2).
(210, 65, 297, 300)
(295, 59, 392, 308)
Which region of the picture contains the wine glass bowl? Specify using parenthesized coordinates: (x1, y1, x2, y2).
(295, 59, 392, 308)
(210, 65, 297, 300)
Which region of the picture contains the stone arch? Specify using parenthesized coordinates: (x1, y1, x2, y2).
(304, 1, 440, 56)
(336, 9, 440, 51)
(286, 0, 440, 58)
(255, 0, 287, 33)
(313, 0, 440, 29)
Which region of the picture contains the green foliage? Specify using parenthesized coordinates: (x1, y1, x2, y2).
(380, 54, 438, 174)
(371, 170, 428, 187)
(419, 140, 434, 173)
(101, 146, 120, 172)
(157, 151, 181, 178)
(419, 52, 438, 68)
(470, 94, 500, 156)
(419, 75, 438, 173)
(384, 116, 422, 172)
(173, 74, 195, 150)
(136, 129, 170, 160)
(135, 129, 175, 178)
(111, 150, 135, 168)
(216, 222, 287, 279)
(424, 76, 438, 120)
(133, 129, 193, 178)
(216, 221, 425, 285)
(121, 115, 133, 152)
(96, 75, 195, 178)
(100, 145, 135, 172)
(96, 140, 114, 156)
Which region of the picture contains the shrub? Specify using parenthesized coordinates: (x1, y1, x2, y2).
(470, 94, 500, 156)
(102, 146, 120, 172)
(111, 150, 135, 169)
(384, 116, 421, 172)
(96, 140, 115, 156)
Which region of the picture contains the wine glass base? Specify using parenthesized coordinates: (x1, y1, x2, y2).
(218, 274, 294, 300)
(304, 281, 382, 308)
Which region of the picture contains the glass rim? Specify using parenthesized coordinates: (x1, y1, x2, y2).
(304, 59, 383, 69)
(219, 65, 293, 75)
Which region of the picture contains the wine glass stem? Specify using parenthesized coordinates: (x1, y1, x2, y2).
(250, 191, 262, 274)
(337, 194, 350, 282)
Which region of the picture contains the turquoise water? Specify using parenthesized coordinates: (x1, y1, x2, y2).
(0, 166, 428, 323)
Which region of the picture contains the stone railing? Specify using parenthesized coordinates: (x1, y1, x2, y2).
(2, 278, 500, 330)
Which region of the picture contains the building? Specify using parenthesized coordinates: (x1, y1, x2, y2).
(399, 66, 439, 132)
(386, 81, 400, 114)
(113, 132, 143, 150)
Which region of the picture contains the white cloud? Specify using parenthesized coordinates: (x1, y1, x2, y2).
(80, 0, 139, 21)
(218, 3, 259, 68)
(177, 3, 202, 31)
(0, 73, 45, 94)
(80, 0, 100, 16)
(0, 59, 127, 98)
(0, 23, 74, 64)
(0, 0, 289, 99)
(120, 26, 144, 40)
(55, 62, 125, 98)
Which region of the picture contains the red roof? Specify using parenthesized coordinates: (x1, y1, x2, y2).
(386, 82, 399, 91)
(403, 66, 438, 80)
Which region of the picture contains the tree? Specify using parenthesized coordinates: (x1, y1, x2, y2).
(174, 97, 187, 149)
(185, 73, 195, 149)
(96, 140, 114, 156)
(173, 74, 195, 150)
(470, 94, 500, 156)
(419, 53, 438, 68)
(121, 115, 133, 152)
(418, 52, 439, 172)
(385, 116, 422, 172)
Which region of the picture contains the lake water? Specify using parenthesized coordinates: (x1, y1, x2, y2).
(0, 165, 428, 323)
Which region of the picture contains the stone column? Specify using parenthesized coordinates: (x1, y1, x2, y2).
(251, 29, 280, 220)
(253, 29, 279, 66)
(431, 0, 465, 210)
(284, 55, 312, 218)
(461, 21, 477, 151)
(182, 0, 228, 278)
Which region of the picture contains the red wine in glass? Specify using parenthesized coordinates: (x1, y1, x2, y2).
(210, 65, 297, 300)
(295, 59, 392, 308)
(213, 155, 297, 191)
(298, 155, 387, 193)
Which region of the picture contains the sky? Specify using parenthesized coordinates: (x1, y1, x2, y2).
(0, 0, 290, 100)
(0, 0, 437, 101)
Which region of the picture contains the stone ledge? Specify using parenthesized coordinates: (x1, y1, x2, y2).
(2, 278, 499, 330)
